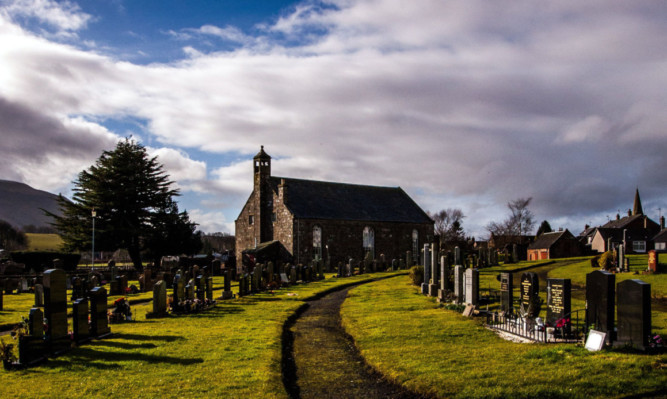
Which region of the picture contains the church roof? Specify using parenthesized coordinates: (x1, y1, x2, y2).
(270, 177, 433, 224)
(633, 188, 643, 215)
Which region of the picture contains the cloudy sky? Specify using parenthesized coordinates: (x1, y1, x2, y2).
(1, 0, 666, 238)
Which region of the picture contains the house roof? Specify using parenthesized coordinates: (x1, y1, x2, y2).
(653, 229, 667, 243)
(601, 214, 645, 229)
(528, 230, 574, 250)
(269, 177, 433, 224)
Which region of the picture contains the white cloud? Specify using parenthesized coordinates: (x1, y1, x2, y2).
(1, 1, 667, 238)
(187, 209, 234, 234)
(149, 147, 207, 182)
(2, 0, 92, 32)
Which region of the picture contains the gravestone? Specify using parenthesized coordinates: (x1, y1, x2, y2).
(174, 275, 185, 307)
(280, 273, 289, 285)
(34, 284, 44, 307)
(337, 261, 344, 277)
(43, 268, 69, 353)
(153, 280, 167, 316)
(186, 280, 195, 300)
(290, 266, 297, 284)
(109, 280, 119, 296)
(586, 270, 615, 342)
(119, 275, 128, 294)
(391, 259, 398, 271)
(250, 272, 257, 293)
(500, 273, 513, 313)
(616, 279, 651, 350)
(20, 307, 45, 366)
(546, 279, 571, 331)
(267, 261, 275, 284)
(221, 268, 233, 299)
(437, 255, 450, 302)
(618, 244, 626, 272)
(28, 307, 43, 337)
(212, 259, 222, 275)
(206, 277, 214, 301)
(465, 268, 479, 306)
(422, 244, 431, 295)
(143, 269, 153, 292)
(399, 258, 405, 270)
(89, 286, 111, 337)
(73, 298, 90, 343)
(428, 244, 438, 296)
(520, 272, 540, 318)
(406, 251, 412, 268)
(196, 275, 205, 301)
(453, 265, 464, 304)
(454, 246, 461, 265)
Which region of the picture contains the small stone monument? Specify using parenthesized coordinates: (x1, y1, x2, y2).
(152, 280, 167, 316)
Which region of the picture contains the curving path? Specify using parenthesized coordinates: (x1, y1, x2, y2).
(282, 284, 426, 399)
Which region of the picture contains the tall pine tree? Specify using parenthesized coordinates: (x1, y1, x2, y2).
(49, 138, 200, 269)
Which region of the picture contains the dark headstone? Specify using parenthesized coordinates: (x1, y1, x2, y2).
(520, 272, 540, 318)
(546, 279, 571, 330)
(617, 279, 651, 350)
(212, 260, 222, 275)
(196, 275, 205, 301)
(28, 307, 43, 338)
(89, 287, 110, 337)
(500, 272, 513, 313)
(43, 269, 68, 353)
(586, 270, 615, 342)
(221, 268, 233, 299)
(34, 284, 44, 307)
(73, 299, 90, 343)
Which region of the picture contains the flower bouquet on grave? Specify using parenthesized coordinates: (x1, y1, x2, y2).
(648, 334, 663, 349)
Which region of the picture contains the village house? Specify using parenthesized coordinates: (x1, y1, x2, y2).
(234, 147, 434, 271)
(527, 229, 584, 260)
(588, 189, 661, 254)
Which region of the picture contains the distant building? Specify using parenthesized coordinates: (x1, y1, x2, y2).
(488, 233, 534, 261)
(234, 147, 434, 271)
(589, 189, 660, 254)
(527, 229, 584, 260)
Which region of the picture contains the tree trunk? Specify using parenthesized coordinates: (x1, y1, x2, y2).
(128, 246, 143, 271)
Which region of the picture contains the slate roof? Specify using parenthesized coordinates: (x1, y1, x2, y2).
(653, 229, 667, 243)
(269, 177, 433, 224)
(601, 214, 645, 229)
(528, 230, 574, 250)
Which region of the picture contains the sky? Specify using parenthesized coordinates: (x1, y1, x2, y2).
(1, 0, 666, 238)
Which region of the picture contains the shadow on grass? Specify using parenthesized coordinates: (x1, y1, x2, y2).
(89, 340, 157, 350)
(115, 333, 185, 342)
(42, 347, 204, 368)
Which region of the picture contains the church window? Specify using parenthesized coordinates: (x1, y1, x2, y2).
(313, 226, 322, 260)
(248, 215, 254, 225)
(363, 226, 375, 259)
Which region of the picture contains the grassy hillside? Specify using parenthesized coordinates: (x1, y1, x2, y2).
(25, 233, 64, 251)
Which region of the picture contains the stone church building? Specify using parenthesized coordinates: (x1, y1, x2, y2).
(235, 147, 434, 269)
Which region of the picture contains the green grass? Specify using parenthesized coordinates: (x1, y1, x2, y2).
(548, 255, 667, 298)
(341, 275, 667, 399)
(24, 234, 64, 252)
(0, 271, 404, 398)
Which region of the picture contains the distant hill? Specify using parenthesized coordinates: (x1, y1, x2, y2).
(0, 180, 65, 230)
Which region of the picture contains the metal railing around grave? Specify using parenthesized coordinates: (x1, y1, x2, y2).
(486, 309, 586, 344)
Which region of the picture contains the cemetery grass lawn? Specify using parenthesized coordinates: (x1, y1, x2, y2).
(341, 275, 667, 399)
(0, 271, 405, 398)
(548, 255, 667, 298)
(25, 233, 64, 251)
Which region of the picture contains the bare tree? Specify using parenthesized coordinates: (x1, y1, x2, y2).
(428, 208, 465, 245)
(486, 197, 536, 237)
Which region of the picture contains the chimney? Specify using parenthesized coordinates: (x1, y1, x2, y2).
(616, 213, 621, 220)
(627, 209, 632, 217)
(661, 216, 665, 230)
(584, 224, 590, 231)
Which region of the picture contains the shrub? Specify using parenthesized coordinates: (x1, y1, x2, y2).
(9, 251, 80, 272)
(409, 265, 424, 286)
(598, 251, 615, 270)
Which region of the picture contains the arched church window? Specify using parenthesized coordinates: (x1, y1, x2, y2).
(363, 226, 375, 259)
(313, 226, 322, 260)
